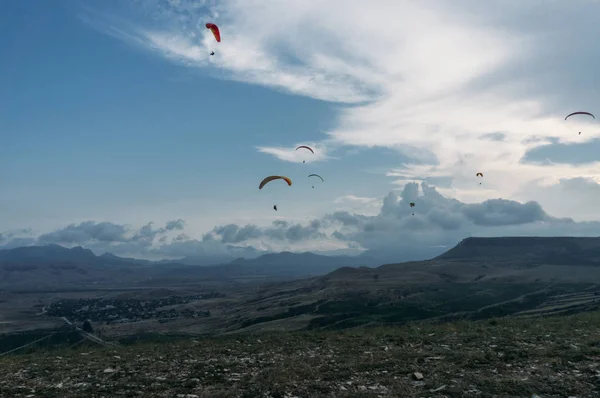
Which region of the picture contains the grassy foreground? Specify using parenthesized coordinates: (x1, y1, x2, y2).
(1, 312, 599, 397)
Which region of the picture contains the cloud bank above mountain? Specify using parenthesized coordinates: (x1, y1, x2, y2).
(3, 183, 600, 262)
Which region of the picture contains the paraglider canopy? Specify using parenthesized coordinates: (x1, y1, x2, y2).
(565, 111, 595, 120)
(297, 146, 314, 164)
(296, 145, 314, 154)
(309, 174, 323, 189)
(259, 176, 292, 190)
(205, 23, 221, 42)
(308, 174, 324, 182)
(476, 173, 483, 184)
(409, 202, 415, 207)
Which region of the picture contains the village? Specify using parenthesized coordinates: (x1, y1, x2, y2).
(44, 293, 223, 324)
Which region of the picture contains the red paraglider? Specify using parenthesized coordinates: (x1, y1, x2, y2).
(205, 23, 221, 42)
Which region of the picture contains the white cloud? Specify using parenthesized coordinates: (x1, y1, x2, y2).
(82, 0, 600, 218)
(256, 142, 331, 163)
(333, 195, 380, 215)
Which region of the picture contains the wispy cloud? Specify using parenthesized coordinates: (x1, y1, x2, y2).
(256, 142, 331, 163)
(81, 0, 600, 218)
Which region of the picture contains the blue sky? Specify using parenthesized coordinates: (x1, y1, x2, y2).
(3, 0, 600, 261)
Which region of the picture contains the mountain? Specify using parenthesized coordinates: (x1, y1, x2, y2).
(6, 237, 600, 292)
(339, 236, 600, 285)
(98, 252, 154, 266)
(4, 238, 600, 336)
(228, 251, 380, 275)
(189, 237, 600, 334)
(170, 255, 237, 267)
(436, 236, 600, 266)
(0, 244, 98, 265)
(0, 245, 381, 289)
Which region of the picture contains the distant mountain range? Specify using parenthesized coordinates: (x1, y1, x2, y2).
(3, 238, 600, 335)
(0, 244, 382, 289)
(3, 237, 600, 290)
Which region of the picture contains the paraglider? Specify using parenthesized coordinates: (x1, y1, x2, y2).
(259, 176, 292, 211)
(476, 172, 483, 185)
(565, 112, 594, 135)
(308, 174, 324, 188)
(409, 202, 415, 216)
(205, 23, 221, 42)
(259, 175, 292, 190)
(296, 145, 314, 163)
(565, 111, 595, 120)
(206, 23, 220, 55)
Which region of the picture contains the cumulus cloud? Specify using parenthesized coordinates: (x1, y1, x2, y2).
(333, 195, 381, 215)
(4, 183, 600, 262)
(79, 0, 600, 216)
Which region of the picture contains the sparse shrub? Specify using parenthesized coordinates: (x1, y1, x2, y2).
(82, 319, 93, 333)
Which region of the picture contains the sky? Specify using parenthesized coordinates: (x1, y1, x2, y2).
(3, 0, 600, 261)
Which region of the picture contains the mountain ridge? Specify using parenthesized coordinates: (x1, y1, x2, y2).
(0, 244, 380, 289)
(4, 236, 600, 290)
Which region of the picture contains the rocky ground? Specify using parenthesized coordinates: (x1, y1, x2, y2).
(1, 312, 599, 397)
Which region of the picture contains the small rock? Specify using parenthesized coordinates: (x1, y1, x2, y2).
(412, 372, 424, 380)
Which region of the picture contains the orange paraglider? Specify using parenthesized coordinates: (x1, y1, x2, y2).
(259, 176, 292, 190)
